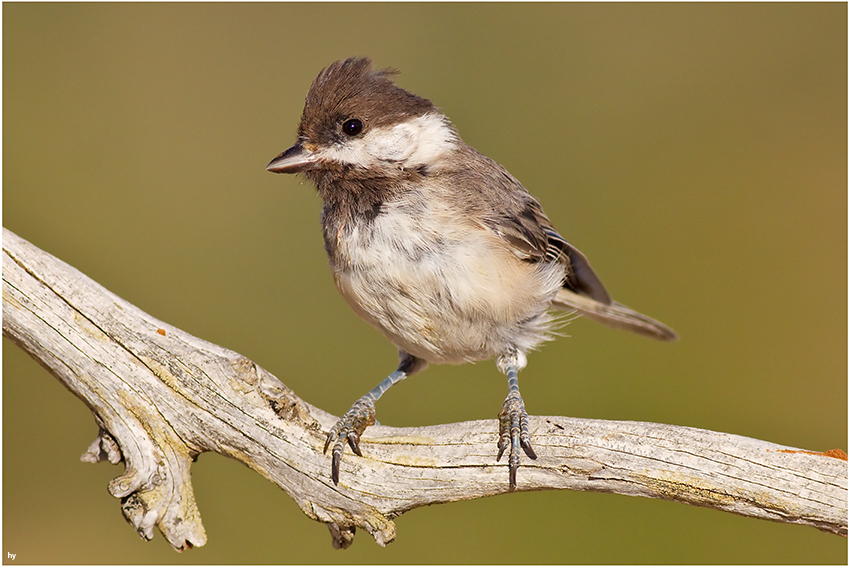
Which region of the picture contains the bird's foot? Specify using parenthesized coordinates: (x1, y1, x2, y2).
(496, 390, 537, 490)
(324, 396, 377, 485)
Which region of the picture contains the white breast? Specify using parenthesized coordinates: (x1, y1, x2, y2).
(331, 192, 566, 365)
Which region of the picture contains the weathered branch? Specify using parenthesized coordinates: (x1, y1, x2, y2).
(3, 227, 847, 550)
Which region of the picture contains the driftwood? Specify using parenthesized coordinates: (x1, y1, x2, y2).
(3, 227, 847, 550)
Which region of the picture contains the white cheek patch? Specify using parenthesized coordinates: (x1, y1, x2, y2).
(370, 114, 456, 166)
(315, 140, 372, 169)
(318, 113, 456, 170)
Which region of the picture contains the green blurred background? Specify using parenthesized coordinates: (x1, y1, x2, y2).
(3, 3, 846, 564)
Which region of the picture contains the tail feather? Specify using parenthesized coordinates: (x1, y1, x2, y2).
(553, 288, 678, 342)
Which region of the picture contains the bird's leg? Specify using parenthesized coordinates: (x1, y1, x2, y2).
(324, 352, 426, 485)
(496, 352, 537, 490)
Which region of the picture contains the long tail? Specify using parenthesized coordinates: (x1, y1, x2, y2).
(552, 288, 678, 342)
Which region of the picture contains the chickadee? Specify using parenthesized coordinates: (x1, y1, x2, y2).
(267, 57, 676, 489)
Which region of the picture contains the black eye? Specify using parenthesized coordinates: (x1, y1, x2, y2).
(342, 118, 363, 136)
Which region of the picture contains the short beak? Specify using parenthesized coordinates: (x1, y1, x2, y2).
(266, 142, 317, 173)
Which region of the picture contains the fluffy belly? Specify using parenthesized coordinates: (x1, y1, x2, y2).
(330, 216, 566, 364)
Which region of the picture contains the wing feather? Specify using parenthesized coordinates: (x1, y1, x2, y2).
(454, 146, 676, 341)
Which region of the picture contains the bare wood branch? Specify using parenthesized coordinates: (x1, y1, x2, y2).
(3, 227, 847, 550)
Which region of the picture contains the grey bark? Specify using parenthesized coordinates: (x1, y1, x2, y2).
(3, 227, 846, 550)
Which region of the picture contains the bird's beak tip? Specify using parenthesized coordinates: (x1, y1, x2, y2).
(266, 143, 316, 174)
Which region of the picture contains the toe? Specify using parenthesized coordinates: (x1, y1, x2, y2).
(498, 392, 536, 488)
(324, 396, 377, 484)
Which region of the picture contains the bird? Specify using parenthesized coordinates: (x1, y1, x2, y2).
(267, 57, 676, 490)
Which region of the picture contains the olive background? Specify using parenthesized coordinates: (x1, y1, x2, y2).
(3, 3, 846, 564)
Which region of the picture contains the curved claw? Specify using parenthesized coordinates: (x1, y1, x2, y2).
(497, 391, 536, 490)
(331, 446, 343, 485)
(347, 431, 363, 456)
(324, 396, 376, 485)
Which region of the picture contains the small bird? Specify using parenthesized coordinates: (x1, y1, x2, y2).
(267, 57, 676, 489)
